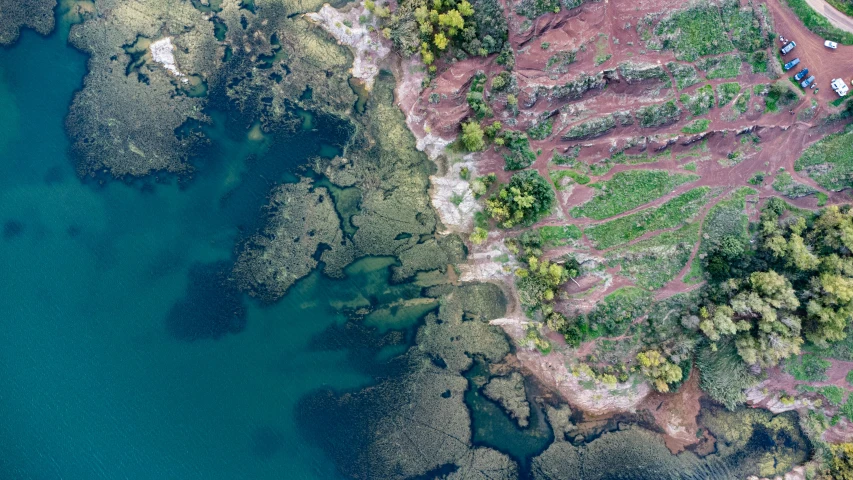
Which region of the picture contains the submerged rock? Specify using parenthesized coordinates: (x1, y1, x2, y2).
(483, 372, 532, 428)
(0, 0, 56, 46)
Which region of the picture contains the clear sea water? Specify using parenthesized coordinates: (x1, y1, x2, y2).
(0, 26, 368, 479)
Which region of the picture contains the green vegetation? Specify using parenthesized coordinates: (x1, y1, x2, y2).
(830, 443, 853, 478)
(784, 354, 831, 381)
(693, 203, 853, 370)
(794, 125, 853, 191)
(607, 223, 700, 289)
(514, 0, 560, 19)
(783, 0, 853, 44)
(617, 62, 669, 84)
(748, 50, 769, 73)
(466, 72, 491, 118)
(549, 169, 590, 190)
(817, 192, 829, 207)
(772, 170, 817, 198)
(572, 170, 698, 220)
(460, 121, 485, 151)
(680, 84, 715, 117)
(762, 83, 799, 113)
(689, 187, 754, 282)
(551, 146, 581, 166)
(732, 91, 751, 115)
(485, 170, 555, 228)
(499, 130, 537, 170)
(717, 82, 741, 107)
(636, 100, 682, 128)
(681, 119, 710, 134)
(722, 0, 770, 52)
(536, 225, 583, 247)
(697, 54, 743, 79)
(653, 3, 735, 61)
(562, 115, 617, 140)
(586, 187, 709, 249)
(527, 117, 553, 140)
(684, 162, 697, 172)
(748, 172, 766, 185)
(637, 350, 683, 392)
(515, 255, 572, 311)
(386, 0, 479, 66)
(583, 286, 654, 337)
(545, 50, 576, 74)
(697, 342, 760, 410)
(667, 62, 701, 91)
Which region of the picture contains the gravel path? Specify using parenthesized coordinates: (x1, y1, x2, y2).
(803, 0, 853, 33)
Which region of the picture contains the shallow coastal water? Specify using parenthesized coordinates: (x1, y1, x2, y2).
(0, 28, 363, 479)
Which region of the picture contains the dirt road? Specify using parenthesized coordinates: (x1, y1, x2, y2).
(804, 0, 853, 34)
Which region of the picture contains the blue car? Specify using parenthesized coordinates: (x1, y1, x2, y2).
(784, 58, 800, 71)
(794, 68, 809, 81)
(801, 76, 816, 88)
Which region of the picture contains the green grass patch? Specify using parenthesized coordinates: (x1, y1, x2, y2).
(581, 286, 655, 338)
(680, 84, 715, 117)
(585, 187, 709, 249)
(551, 146, 582, 166)
(794, 125, 853, 191)
(684, 162, 697, 172)
(722, 0, 771, 52)
(550, 169, 590, 190)
(667, 62, 702, 91)
(697, 54, 743, 79)
(636, 100, 682, 128)
(528, 117, 553, 140)
(817, 192, 828, 207)
(784, 354, 831, 382)
(717, 82, 742, 107)
(681, 119, 710, 134)
(748, 172, 766, 185)
(749, 50, 768, 73)
(783, 0, 853, 44)
(571, 170, 700, 220)
(772, 170, 817, 198)
(653, 4, 735, 61)
(537, 225, 583, 247)
(606, 223, 700, 289)
(732, 91, 751, 116)
(818, 385, 846, 406)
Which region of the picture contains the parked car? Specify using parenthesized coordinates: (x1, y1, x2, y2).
(794, 68, 809, 81)
(784, 58, 800, 71)
(801, 76, 816, 88)
(825, 40, 838, 49)
(781, 41, 797, 55)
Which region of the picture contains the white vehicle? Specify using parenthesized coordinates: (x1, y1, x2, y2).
(831, 78, 849, 96)
(825, 40, 839, 49)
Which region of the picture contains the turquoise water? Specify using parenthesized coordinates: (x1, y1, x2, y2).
(0, 28, 371, 479)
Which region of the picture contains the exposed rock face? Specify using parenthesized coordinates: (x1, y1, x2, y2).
(482, 371, 532, 427)
(305, 1, 390, 90)
(0, 0, 56, 46)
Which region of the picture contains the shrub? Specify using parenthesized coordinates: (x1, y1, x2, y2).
(571, 170, 699, 220)
(461, 121, 485, 151)
(636, 100, 682, 127)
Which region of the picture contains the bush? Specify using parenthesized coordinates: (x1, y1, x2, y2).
(461, 121, 485, 151)
(696, 342, 759, 410)
(679, 84, 715, 117)
(499, 130, 537, 170)
(485, 170, 555, 228)
(681, 119, 710, 134)
(636, 100, 682, 127)
(717, 82, 741, 107)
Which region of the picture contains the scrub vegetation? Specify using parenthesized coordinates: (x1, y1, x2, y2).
(571, 170, 699, 220)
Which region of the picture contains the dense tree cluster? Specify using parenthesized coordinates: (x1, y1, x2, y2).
(515, 256, 570, 308)
(485, 170, 554, 228)
(695, 202, 853, 368)
(828, 443, 853, 480)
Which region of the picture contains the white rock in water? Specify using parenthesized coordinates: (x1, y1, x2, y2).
(150, 38, 187, 81)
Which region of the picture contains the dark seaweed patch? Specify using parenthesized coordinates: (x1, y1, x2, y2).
(3, 220, 23, 239)
(166, 261, 246, 341)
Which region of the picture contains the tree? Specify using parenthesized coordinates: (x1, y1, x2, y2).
(460, 121, 485, 151)
(469, 227, 488, 244)
(433, 32, 449, 50)
(485, 170, 554, 228)
(636, 350, 683, 392)
(830, 443, 853, 480)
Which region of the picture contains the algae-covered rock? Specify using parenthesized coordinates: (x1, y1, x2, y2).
(295, 281, 517, 479)
(0, 0, 56, 46)
(232, 178, 353, 301)
(482, 371, 531, 428)
(66, 0, 220, 177)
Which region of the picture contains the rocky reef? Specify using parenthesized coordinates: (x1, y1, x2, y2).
(0, 0, 56, 46)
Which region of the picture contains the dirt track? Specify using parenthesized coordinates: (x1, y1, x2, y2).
(804, 0, 853, 33)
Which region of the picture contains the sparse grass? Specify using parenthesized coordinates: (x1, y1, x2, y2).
(783, 0, 853, 44)
(563, 115, 617, 140)
(550, 169, 590, 190)
(794, 125, 853, 191)
(585, 187, 709, 249)
(653, 4, 735, 61)
(680, 84, 715, 117)
(818, 385, 845, 406)
(721, 0, 770, 52)
(817, 192, 828, 206)
(732, 91, 751, 116)
(594, 34, 611, 65)
(606, 223, 700, 289)
(684, 162, 697, 172)
(551, 146, 582, 166)
(772, 171, 817, 198)
(697, 54, 743, 79)
(571, 170, 699, 220)
(528, 118, 553, 140)
(717, 82, 741, 107)
(681, 119, 710, 134)
(667, 62, 702, 91)
(784, 354, 831, 382)
(636, 100, 682, 127)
